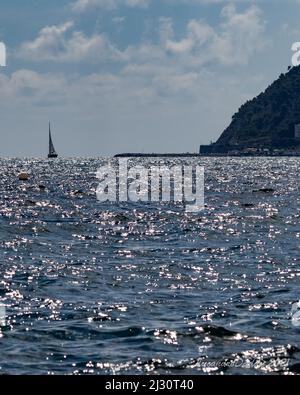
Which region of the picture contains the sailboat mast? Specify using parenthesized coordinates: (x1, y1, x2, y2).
(48, 122, 58, 158)
(49, 122, 51, 151)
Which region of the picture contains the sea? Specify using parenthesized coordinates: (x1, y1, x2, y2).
(0, 157, 299, 375)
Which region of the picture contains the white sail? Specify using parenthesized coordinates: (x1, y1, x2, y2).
(48, 123, 58, 158)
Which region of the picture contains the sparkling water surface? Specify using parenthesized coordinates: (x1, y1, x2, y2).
(0, 157, 300, 375)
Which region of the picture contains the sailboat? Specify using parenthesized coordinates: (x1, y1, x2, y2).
(48, 123, 58, 158)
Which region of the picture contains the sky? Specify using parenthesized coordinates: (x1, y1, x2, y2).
(0, 0, 300, 157)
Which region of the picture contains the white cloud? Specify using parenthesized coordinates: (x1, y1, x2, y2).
(72, 0, 252, 13)
(120, 4, 267, 67)
(212, 4, 267, 65)
(160, 17, 215, 54)
(17, 3, 267, 68)
(10, 5, 267, 106)
(72, 0, 149, 12)
(18, 21, 122, 63)
(159, 4, 267, 66)
(71, 0, 259, 13)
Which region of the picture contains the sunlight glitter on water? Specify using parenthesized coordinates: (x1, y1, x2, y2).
(0, 157, 299, 374)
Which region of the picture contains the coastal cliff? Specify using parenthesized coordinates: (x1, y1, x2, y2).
(201, 66, 300, 155)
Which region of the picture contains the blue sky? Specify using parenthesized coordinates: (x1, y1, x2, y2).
(1, 0, 300, 156)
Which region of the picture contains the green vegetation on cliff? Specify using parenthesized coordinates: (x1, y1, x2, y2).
(216, 66, 300, 149)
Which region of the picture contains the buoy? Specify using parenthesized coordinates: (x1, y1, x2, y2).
(18, 172, 29, 181)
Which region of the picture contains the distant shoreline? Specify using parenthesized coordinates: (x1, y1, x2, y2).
(114, 153, 300, 158)
(114, 153, 201, 158)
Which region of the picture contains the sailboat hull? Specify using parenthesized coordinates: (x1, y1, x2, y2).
(48, 154, 58, 158)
